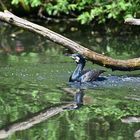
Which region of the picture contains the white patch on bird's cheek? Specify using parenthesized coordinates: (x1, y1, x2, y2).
(75, 57, 80, 62)
(75, 60, 79, 63)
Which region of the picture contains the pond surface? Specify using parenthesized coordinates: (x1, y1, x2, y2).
(0, 20, 140, 140)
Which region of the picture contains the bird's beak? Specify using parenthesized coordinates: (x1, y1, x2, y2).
(65, 53, 75, 59)
(65, 53, 72, 56)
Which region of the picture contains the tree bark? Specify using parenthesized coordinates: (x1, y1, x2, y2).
(0, 10, 140, 71)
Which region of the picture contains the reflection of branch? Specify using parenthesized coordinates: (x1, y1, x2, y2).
(134, 129, 140, 138)
(0, 103, 74, 139)
(121, 117, 140, 123)
(0, 10, 140, 71)
(125, 95, 140, 101)
(121, 116, 140, 138)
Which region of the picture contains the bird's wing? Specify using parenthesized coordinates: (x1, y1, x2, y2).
(81, 69, 90, 75)
(90, 70, 105, 81)
(80, 70, 105, 82)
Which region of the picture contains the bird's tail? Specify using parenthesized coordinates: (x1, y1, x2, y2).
(91, 69, 106, 81)
(99, 70, 106, 73)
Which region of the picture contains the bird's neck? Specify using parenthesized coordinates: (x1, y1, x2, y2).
(72, 63, 85, 80)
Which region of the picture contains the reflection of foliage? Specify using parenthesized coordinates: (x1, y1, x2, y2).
(9, 0, 140, 24)
(0, 83, 140, 139)
(46, 92, 140, 140)
(0, 23, 140, 60)
(0, 83, 64, 127)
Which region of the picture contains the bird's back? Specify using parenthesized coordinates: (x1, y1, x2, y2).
(79, 69, 105, 82)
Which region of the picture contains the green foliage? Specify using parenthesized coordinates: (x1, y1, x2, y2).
(30, 0, 41, 7)
(11, 0, 19, 5)
(12, 0, 41, 7)
(45, 0, 69, 16)
(10, 0, 140, 24)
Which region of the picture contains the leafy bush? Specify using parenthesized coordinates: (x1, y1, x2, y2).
(10, 0, 140, 24)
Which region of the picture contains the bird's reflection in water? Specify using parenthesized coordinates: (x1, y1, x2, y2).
(63, 89, 84, 110)
(74, 89, 84, 108)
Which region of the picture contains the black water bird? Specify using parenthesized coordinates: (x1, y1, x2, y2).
(69, 54, 105, 83)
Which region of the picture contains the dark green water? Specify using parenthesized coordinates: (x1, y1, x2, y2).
(0, 21, 140, 140)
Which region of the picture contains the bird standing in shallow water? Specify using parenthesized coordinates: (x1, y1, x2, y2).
(69, 54, 105, 83)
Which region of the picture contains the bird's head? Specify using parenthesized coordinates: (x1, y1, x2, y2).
(69, 54, 86, 64)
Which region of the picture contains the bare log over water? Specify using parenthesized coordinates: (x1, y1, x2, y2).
(0, 10, 140, 71)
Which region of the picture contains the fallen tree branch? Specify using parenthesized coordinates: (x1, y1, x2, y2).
(125, 18, 140, 25)
(0, 10, 140, 71)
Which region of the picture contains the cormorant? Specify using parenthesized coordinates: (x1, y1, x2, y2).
(69, 54, 105, 83)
